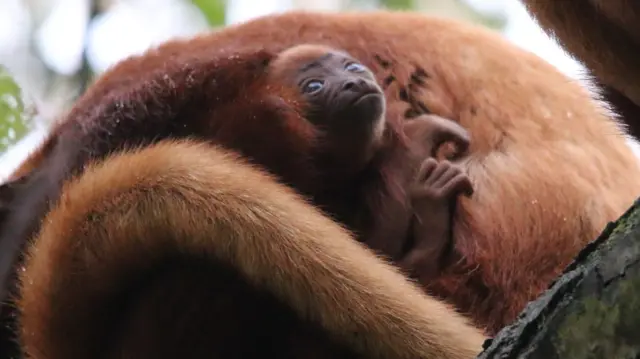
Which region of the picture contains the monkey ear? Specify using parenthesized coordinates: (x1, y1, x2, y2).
(261, 94, 306, 120)
(256, 49, 274, 67)
(215, 48, 275, 85)
(247, 48, 276, 70)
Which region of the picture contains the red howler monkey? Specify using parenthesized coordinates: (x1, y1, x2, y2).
(27, 10, 638, 333)
(0, 44, 471, 299)
(17, 140, 486, 359)
(5, 10, 640, 341)
(520, 0, 640, 140)
(0, 43, 474, 357)
(200, 12, 640, 332)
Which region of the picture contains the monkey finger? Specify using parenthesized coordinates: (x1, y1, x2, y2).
(416, 158, 438, 182)
(425, 161, 452, 185)
(431, 166, 463, 189)
(439, 173, 474, 197)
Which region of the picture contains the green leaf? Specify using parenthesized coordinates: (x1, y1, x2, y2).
(191, 0, 226, 26)
(0, 67, 31, 155)
(380, 0, 415, 9)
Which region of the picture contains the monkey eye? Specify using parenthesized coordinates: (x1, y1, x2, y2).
(302, 80, 324, 94)
(345, 62, 367, 73)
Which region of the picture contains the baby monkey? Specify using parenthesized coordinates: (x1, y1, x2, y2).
(269, 44, 473, 279)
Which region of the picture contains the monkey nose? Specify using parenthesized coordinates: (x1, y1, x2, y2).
(342, 79, 368, 92)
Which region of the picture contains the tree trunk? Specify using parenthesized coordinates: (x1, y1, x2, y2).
(477, 199, 640, 358)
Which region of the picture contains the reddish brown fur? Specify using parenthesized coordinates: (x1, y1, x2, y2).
(266, 43, 474, 261)
(17, 140, 486, 359)
(0, 49, 317, 357)
(54, 11, 640, 332)
(0, 43, 414, 303)
(399, 115, 475, 281)
(520, 0, 640, 139)
(6, 11, 640, 338)
(266, 43, 417, 260)
(0, 39, 428, 358)
(0, 49, 303, 304)
(267, 43, 476, 291)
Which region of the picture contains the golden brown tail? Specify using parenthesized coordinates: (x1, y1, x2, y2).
(17, 140, 485, 359)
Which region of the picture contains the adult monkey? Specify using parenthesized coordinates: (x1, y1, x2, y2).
(3, 44, 481, 359)
(519, 0, 640, 140)
(3, 10, 640, 349)
(64, 11, 640, 332)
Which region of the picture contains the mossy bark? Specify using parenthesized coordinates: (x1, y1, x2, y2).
(477, 199, 640, 358)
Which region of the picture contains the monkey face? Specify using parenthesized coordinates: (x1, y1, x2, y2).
(269, 44, 387, 170)
(301, 53, 386, 168)
(296, 52, 385, 136)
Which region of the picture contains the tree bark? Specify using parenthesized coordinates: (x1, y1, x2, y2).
(477, 199, 640, 358)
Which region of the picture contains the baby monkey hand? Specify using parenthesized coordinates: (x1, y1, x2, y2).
(400, 158, 473, 280)
(399, 114, 473, 281)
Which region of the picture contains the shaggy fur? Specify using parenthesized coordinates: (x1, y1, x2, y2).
(0, 45, 414, 303)
(1, 39, 464, 358)
(95, 10, 640, 331)
(3, 11, 640, 338)
(521, 0, 640, 139)
(17, 140, 486, 359)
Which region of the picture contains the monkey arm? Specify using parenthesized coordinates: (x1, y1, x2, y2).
(386, 114, 472, 279)
(399, 159, 473, 282)
(351, 172, 415, 262)
(16, 139, 486, 359)
(351, 101, 417, 260)
(358, 110, 472, 262)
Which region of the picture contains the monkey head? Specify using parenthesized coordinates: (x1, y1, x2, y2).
(269, 44, 386, 172)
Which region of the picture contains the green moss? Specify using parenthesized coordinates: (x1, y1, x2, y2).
(554, 275, 640, 358)
(609, 204, 640, 239)
(554, 205, 640, 358)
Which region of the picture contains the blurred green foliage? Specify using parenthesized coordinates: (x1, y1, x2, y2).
(191, 0, 226, 26)
(381, 0, 415, 9)
(189, 0, 503, 30)
(0, 67, 31, 155)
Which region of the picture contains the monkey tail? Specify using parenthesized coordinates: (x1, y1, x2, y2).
(17, 139, 485, 359)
